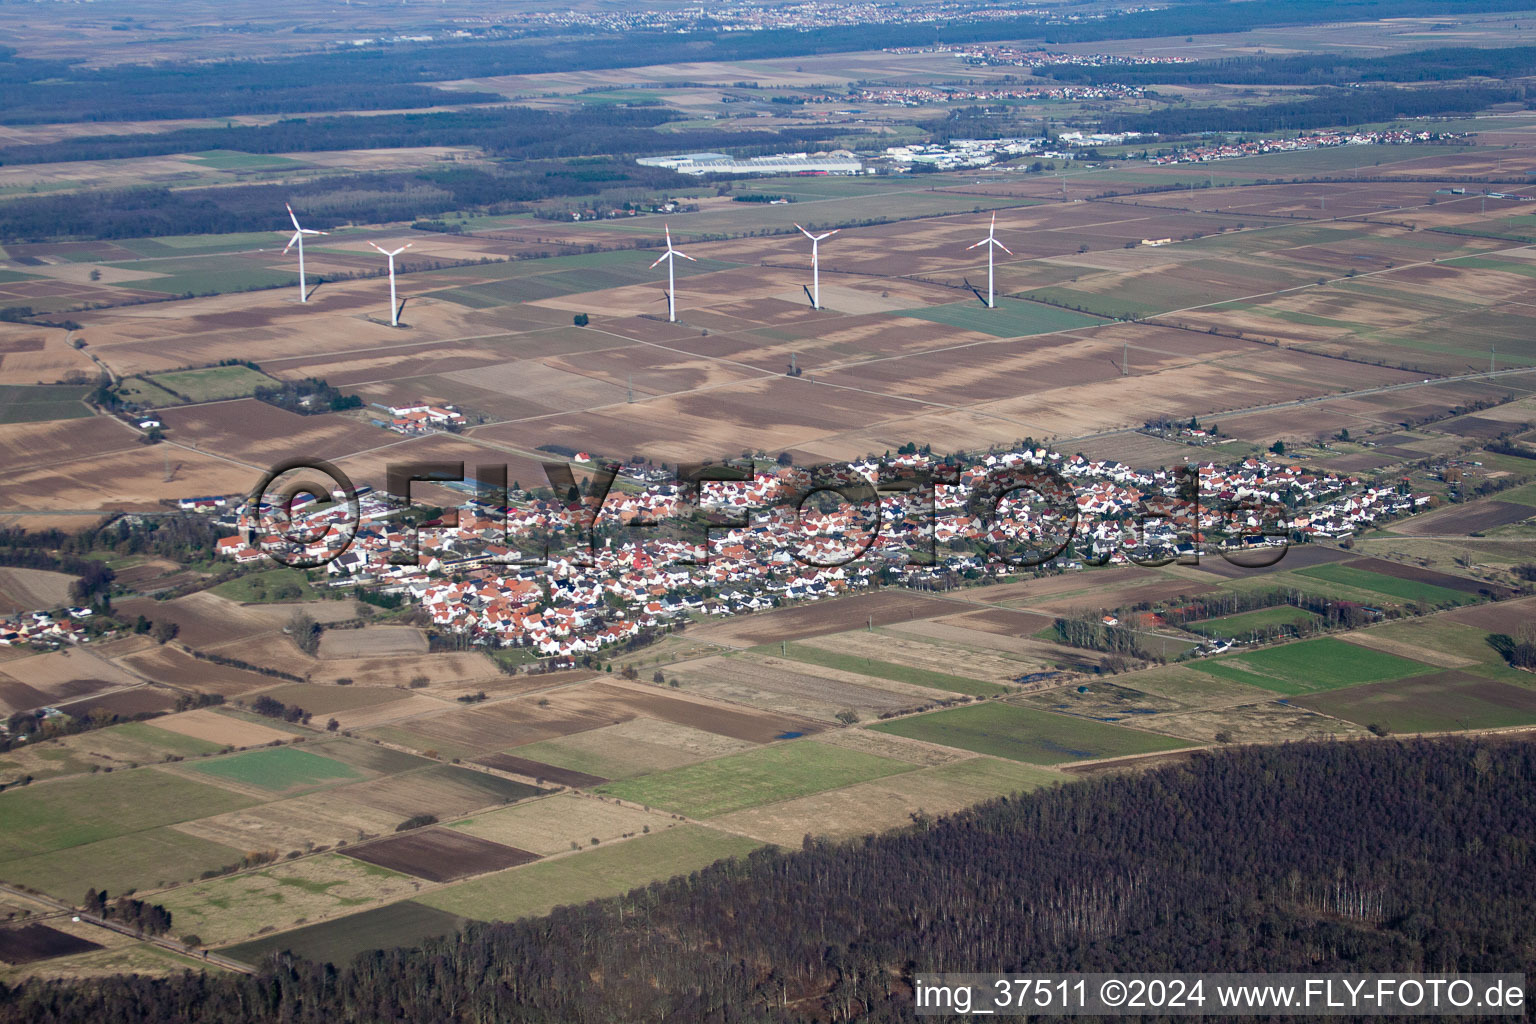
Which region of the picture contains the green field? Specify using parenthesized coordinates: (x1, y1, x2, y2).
(106, 264, 295, 296)
(419, 825, 761, 922)
(189, 150, 308, 170)
(1499, 481, 1536, 507)
(0, 384, 92, 423)
(754, 643, 1006, 696)
(870, 702, 1191, 765)
(596, 741, 915, 818)
(1291, 671, 1536, 734)
(148, 364, 279, 402)
(211, 567, 318, 603)
(0, 768, 259, 861)
(1188, 606, 1323, 639)
(1194, 636, 1432, 696)
(1294, 564, 1475, 606)
(189, 747, 362, 792)
(0, 826, 244, 900)
(893, 296, 1104, 339)
(1018, 284, 1166, 319)
(222, 899, 466, 965)
(113, 377, 184, 408)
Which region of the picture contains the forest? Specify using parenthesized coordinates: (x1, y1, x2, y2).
(0, 161, 700, 243)
(2, 736, 1530, 1022)
(1097, 84, 1521, 136)
(0, 105, 844, 168)
(1042, 43, 1536, 86)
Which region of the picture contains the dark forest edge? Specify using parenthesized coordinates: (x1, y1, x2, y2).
(2, 736, 1531, 1022)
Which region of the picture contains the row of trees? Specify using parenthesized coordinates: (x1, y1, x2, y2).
(2, 737, 1531, 1021)
(81, 891, 172, 937)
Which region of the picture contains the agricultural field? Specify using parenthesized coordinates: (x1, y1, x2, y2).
(448, 794, 680, 855)
(0, 768, 259, 863)
(0, 719, 223, 785)
(1294, 563, 1481, 607)
(342, 828, 538, 883)
(596, 740, 916, 818)
(506, 718, 760, 781)
(155, 854, 425, 946)
(144, 365, 278, 403)
(871, 701, 1193, 765)
(755, 641, 1007, 696)
(1193, 637, 1435, 696)
(418, 825, 762, 923)
(1186, 606, 1323, 639)
(187, 746, 364, 794)
(0, 384, 91, 423)
(711, 755, 1063, 845)
(1291, 671, 1536, 734)
(221, 900, 467, 966)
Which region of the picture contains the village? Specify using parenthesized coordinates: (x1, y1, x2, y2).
(177, 445, 1428, 664)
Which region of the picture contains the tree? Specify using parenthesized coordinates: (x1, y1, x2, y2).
(1270, 440, 1287, 456)
(149, 620, 179, 645)
(288, 611, 320, 655)
(573, 313, 590, 327)
(326, 718, 340, 732)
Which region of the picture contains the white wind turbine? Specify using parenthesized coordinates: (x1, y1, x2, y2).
(282, 204, 327, 304)
(966, 212, 1012, 309)
(649, 224, 694, 323)
(794, 223, 839, 310)
(369, 241, 412, 326)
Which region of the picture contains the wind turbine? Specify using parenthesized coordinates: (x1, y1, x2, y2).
(794, 223, 839, 309)
(282, 204, 327, 304)
(649, 224, 694, 323)
(966, 212, 1012, 309)
(369, 241, 412, 326)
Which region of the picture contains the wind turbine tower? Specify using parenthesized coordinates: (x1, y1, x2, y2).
(966, 213, 1012, 309)
(794, 223, 839, 309)
(369, 241, 413, 327)
(282, 204, 327, 304)
(649, 224, 695, 322)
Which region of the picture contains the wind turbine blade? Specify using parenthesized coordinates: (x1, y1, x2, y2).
(282, 231, 302, 255)
(818, 229, 840, 241)
(649, 252, 669, 269)
(287, 204, 301, 231)
(995, 240, 1014, 256)
(303, 229, 327, 236)
(966, 238, 986, 250)
(368, 242, 388, 255)
(673, 249, 696, 262)
(795, 223, 816, 240)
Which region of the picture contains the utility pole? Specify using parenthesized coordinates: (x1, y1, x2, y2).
(1491, 345, 1496, 374)
(1123, 339, 1129, 376)
(627, 373, 634, 403)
